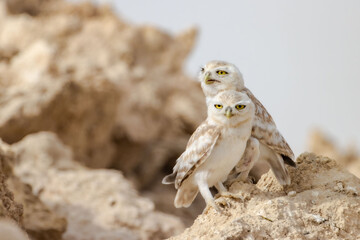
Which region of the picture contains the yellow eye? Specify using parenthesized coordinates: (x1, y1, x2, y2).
(235, 104, 246, 110)
(216, 70, 228, 75)
(214, 104, 223, 109)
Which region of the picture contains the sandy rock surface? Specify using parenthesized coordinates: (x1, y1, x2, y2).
(0, 0, 120, 169)
(0, 0, 205, 190)
(6, 175, 67, 240)
(11, 132, 184, 240)
(171, 153, 360, 240)
(0, 219, 29, 240)
(0, 0, 206, 226)
(0, 139, 66, 240)
(0, 141, 23, 225)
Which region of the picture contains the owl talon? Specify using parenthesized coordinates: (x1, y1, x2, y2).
(217, 192, 244, 202)
(215, 197, 231, 209)
(248, 176, 256, 184)
(203, 201, 223, 214)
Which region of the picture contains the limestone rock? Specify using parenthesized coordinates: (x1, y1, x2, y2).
(12, 132, 185, 240)
(7, 176, 67, 240)
(171, 153, 360, 240)
(0, 219, 29, 240)
(0, 141, 23, 225)
(308, 130, 360, 178)
(0, 139, 66, 240)
(0, 0, 205, 189)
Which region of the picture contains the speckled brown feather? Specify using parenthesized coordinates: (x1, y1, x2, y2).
(172, 120, 221, 189)
(242, 88, 295, 162)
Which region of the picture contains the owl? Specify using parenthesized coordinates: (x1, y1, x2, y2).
(199, 60, 296, 186)
(162, 90, 255, 211)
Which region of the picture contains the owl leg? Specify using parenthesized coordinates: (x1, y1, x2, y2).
(195, 172, 221, 213)
(214, 182, 227, 194)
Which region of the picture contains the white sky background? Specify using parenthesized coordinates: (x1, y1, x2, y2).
(70, 0, 360, 155)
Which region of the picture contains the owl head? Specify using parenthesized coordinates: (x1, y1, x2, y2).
(207, 90, 255, 126)
(199, 60, 245, 99)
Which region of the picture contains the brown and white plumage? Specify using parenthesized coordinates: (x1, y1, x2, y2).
(163, 91, 255, 209)
(199, 60, 296, 185)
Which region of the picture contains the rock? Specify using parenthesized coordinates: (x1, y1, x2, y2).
(170, 153, 360, 240)
(11, 132, 185, 240)
(0, 140, 23, 225)
(0, 139, 66, 240)
(142, 176, 205, 227)
(0, 31, 119, 168)
(308, 129, 360, 178)
(0, 0, 205, 189)
(7, 176, 67, 240)
(0, 219, 29, 240)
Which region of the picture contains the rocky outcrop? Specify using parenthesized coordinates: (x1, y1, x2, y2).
(0, 0, 120, 168)
(11, 132, 185, 240)
(0, 0, 206, 230)
(7, 176, 67, 240)
(171, 153, 360, 239)
(0, 141, 23, 226)
(0, 219, 29, 240)
(308, 130, 360, 178)
(0, 0, 205, 190)
(0, 140, 66, 240)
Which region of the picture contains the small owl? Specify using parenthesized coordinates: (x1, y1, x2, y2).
(199, 60, 296, 185)
(162, 90, 255, 210)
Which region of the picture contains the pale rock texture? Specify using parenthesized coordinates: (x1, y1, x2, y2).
(171, 153, 360, 240)
(0, 0, 205, 191)
(0, 8, 119, 168)
(7, 175, 67, 240)
(0, 219, 29, 240)
(308, 130, 360, 178)
(0, 141, 23, 225)
(11, 132, 185, 240)
(0, 0, 205, 228)
(0, 139, 67, 240)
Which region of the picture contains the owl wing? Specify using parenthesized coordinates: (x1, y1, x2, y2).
(162, 120, 220, 189)
(242, 88, 296, 166)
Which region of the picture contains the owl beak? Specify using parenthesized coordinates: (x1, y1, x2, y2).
(225, 107, 233, 118)
(204, 72, 220, 85)
(204, 72, 212, 84)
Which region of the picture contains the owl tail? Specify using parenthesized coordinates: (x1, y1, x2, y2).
(259, 143, 291, 185)
(268, 153, 291, 185)
(162, 172, 176, 185)
(174, 185, 198, 208)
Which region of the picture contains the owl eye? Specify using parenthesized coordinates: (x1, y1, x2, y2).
(214, 104, 223, 109)
(235, 104, 246, 110)
(216, 70, 228, 75)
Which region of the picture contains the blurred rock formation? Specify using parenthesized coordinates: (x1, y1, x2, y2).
(0, 139, 66, 240)
(0, 219, 29, 240)
(0, 0, 205, 236)
(0, 0, 205, 190)
(308, 129, 360, 178)
(0, 141, 23, 226)
(11, 132, 184, 240)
